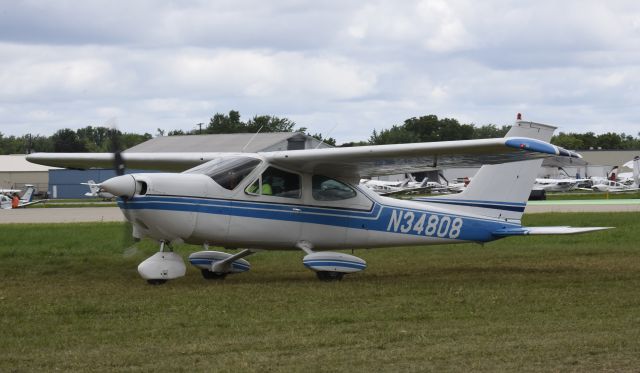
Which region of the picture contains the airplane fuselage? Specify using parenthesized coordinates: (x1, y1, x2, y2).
(118, 171, 519, 251)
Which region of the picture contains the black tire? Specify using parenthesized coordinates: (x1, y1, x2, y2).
(201, 269, 227, 280)
(146, 279, 167, 285)
(316, 271, 344, 281)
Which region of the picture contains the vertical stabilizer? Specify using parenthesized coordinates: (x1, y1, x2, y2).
(20, 186, 35, 203)
(417, 120, 557, 222)
(88, 180, 100, 195)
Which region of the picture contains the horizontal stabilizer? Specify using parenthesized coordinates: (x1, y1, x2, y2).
(493, 226, 612, 236)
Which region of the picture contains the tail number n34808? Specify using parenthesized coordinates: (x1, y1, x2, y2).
(386, 210, 463, 239)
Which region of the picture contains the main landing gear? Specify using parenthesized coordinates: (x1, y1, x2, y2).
(188, 243, 254, 280)
(138, 241, 367, 284)
(297, 241, 367, 282)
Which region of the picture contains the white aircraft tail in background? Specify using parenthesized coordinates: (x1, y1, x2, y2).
(83, 180, 115, 199)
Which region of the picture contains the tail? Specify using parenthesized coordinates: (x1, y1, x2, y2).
(415, 120, 556, 222)
(87, 180, 100, 195)
(20, 186, 35, 203)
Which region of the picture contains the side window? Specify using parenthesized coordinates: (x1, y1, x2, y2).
(312, 175, 357, 201)
(246, 167, 301, 199)
(210, 159, 261, 190)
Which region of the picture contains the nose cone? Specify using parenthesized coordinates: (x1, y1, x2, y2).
(101, 175, 136, 198)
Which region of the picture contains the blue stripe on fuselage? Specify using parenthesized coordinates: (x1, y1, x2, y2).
(412, 197, 526, 212)
(118, 195, 520, 242)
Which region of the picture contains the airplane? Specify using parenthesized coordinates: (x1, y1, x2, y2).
(589, 156, 639, 192)
(83, 180, 115, 199)
(359, 178, 410, 194)
(360, 176, 439, 196)
(26, 118, 610, 284)
(532, 177, 588, 192)
(0, 185, 44, 209)
(617, 156, 640, 184)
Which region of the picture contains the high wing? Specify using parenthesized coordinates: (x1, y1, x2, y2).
(263, 137, 580, 178)
(26, 136, 579, 177)
(26, 152, 230, 172)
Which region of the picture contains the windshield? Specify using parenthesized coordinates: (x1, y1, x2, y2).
(185, 156, 262, 190)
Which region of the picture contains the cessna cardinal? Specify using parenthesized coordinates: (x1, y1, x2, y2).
(27, 119, 610, 284)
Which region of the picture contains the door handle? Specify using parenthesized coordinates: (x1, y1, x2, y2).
(292, 208, 301, 213)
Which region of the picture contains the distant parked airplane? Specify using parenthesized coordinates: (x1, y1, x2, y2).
(0, 185, 44, 209)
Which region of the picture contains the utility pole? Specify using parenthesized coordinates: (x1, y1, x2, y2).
(196, 123, 204, 134)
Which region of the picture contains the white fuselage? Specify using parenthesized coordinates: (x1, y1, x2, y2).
(591, 180, 637, 192)
(1, 194, 12, 209)
(118, 170, 516, 251)
(533, 178, 582, 192)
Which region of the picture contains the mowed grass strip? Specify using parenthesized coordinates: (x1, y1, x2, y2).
(0, 212, 639, 372)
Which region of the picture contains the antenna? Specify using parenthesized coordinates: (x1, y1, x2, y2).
(314, 122, 340, 149)
(241, 125, 264, 153)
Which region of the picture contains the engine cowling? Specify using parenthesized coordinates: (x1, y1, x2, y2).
(303, 252, 367, 274)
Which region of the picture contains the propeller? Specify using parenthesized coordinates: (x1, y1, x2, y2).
(104, 119, 141, 257)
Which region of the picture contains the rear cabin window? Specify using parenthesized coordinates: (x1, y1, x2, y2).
(185, 157, 261, 190)
(246, 167, 301, 198)
(312, 175, 357, 201)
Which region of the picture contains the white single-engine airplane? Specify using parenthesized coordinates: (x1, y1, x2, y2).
(27, 119, 610, 284)
(0, 185, 42, 210)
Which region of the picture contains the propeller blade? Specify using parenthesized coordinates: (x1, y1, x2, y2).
(107, 120, 126, 176)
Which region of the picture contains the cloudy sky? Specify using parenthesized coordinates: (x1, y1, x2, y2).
(1, 0, 640, 143)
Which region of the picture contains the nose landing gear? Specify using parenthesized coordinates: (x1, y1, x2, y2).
(138, 241, 186, 285)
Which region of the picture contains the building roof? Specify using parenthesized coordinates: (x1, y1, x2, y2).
(0, 155, 60, 172)
(125, 132, 320, 153)
(578, 150, 640, 170)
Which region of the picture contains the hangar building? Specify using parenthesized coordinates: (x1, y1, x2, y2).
(0, 155, 58, 196)
(49, 132, 330, 199)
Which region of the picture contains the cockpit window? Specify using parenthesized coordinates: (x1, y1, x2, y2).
(312, 175, 357, 201)
(246, 166, 301, 198)
(185, 156, 261, 190)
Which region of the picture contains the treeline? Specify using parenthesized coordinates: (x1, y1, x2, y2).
(164, 110, 336, 146)
(369, 115, 510, 144)
(0, 127, 152, 154)
(1, 111, 639, 154)
(551, 131, 640, 150)
(369, 114, 640, 149)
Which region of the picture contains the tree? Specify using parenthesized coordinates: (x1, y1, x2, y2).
(245, 115, 296, 133)
(551, 132, 584, 150)
(472, 124, 509, 139)
(206, 110, 244, 133)
(51, 129, 87, 152)
(308, 133, 336, 146)
(596, 132, 622, 149)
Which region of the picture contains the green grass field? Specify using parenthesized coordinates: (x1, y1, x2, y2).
(545, 191, 640, 200)
(1, 213, 639, 372)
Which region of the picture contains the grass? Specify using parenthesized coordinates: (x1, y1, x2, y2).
(1, 213, 639, 372)
(546, 191, 640, 200)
